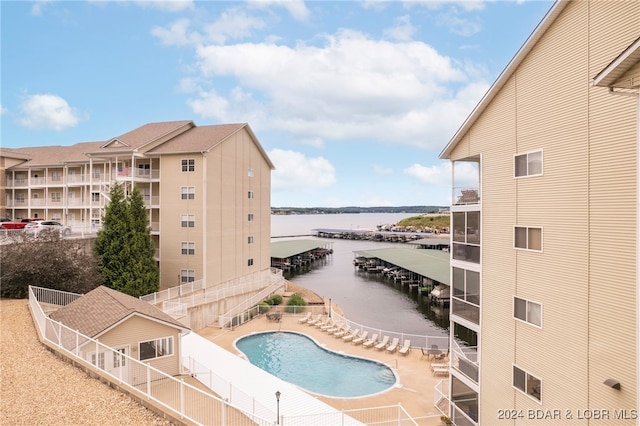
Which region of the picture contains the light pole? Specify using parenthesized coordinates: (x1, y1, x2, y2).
(275, 390, 281, 424)
(329, 298, 332, 318)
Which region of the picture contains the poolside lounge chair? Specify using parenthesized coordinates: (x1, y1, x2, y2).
(325, 322, 342, 334)
(297, 312, 312, 324)
(363, 334, 379, 348)
(385, 337, 400, 353)
(342, 328, 360, 342)
(352, 331, 368, 345)
(333, 325, 351, 338)
(318, 318, 335, 330)
(374, 335, 390, 351)
(398, 340, 411, 355)
(306, 314, 323, 326)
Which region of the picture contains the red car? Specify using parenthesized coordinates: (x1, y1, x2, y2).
(0, 218, 44, 230)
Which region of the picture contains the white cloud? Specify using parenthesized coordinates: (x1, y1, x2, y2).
(31, 0, 52, 16)
(403, 162, 451, 187)
(203, 9, 268, 44)
(0, 105, 7, 115)
(383, 15, 417, 42)
(151, 18, 201, 46)
(18, 94, 82, 131)
(188, 29, 486, 150)
(372, 164, 393, 175)
(133, 0, 194, 12)
(247, 0, 311, 22)
(268, 149, 336, 191)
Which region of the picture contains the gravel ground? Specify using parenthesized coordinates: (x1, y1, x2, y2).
(0, 298, 173, 426)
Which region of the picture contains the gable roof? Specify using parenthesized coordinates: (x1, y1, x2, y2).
(147, 122, 276, 169)
(439, 1, 568, 159)
(99, 120, 194, 151)
(592, 36, 640, 89)
(49, 286, 189, 338)
(1, 142, 104, 168)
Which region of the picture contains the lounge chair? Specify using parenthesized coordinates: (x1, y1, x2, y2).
(398, 340, 411, 355)
(333, 325, 350, 338)
(306, 314, 323, 326)
(374, 335, 390, 351)
(385, 337, 400, 353)
(352, 331, 368, 345)
(363, 333, 379, 348)
(342, 328, 360, 342)
(297, 312, 312, 324)
(318, 318, 334, 330)
(325, 322, 342, 333)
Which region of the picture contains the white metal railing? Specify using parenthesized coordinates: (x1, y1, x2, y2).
(28, 286, 274, 426)
(140, 279, 206, 305)
(330, 310, 449, 352)
(451, 340, 478, 383)
(183, 355, 276, 421)
(282, 404, 418, 426)
(217, 277, 286, 329)
(434, 379, 449, 417)
(162, 301, 187, 319)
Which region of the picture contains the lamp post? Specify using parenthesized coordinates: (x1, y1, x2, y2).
(329, 298, 332, 318)
(275, 390, 281, 424)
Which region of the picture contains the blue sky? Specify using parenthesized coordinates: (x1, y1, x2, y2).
(1, 0, 553, 208)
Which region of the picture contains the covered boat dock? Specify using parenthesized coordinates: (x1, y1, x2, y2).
(271, 239, 334, 272)
(353, 248, 450, 304)
(313, 227, 434, 242)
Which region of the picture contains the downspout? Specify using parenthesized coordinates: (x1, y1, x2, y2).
(201, 151, 208, 286)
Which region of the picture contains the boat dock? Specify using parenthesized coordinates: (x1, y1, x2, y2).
(313, 227, 436, 242)
(271, 239, 334, 272)
(353, 248, 451, 305)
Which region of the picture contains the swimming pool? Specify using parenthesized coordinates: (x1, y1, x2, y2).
(235, 331, 397, 398)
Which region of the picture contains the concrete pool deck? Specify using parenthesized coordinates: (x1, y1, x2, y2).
(196, 313, 449, 425)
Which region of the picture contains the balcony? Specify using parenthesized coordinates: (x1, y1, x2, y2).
(451, 297, 479, 325)
(452, 243, 480, 263)
(453, 187, 480, 206)
(451, 340, 479, 384)
(113, 168, 160, 181)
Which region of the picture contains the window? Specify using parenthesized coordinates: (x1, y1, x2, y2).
(181, 214, 195, 228)
(16, 193, 25, 203)
(248, 191, 254, 199)
(91, 352, 105, 370)
(514, 150, 542, 178)
(139, 337, 173, 361)
(248, 236, 254, 244)
(51, 192, 61, 202)
(93, 169, 101, 178)
(91, 193, 100, 202)
(181, 242, 195, 255)
(514, 297, 542, 327)
(181, 187, 195, 200)
(248, 258, 254, 266)
(452, 211, 481, 263)
(514, 226, 542, 251)
(180, 269, 195, 283)
(113, 348, 126, 368)
(247, 168, 254, 177)
(248, 213, 254, 222)
(181, 159, 195, 172)
(513, 366, 541, 401)
(138, 163, 150, 176)
(52, 171, 61, 182)
(452, 268, 480, 305)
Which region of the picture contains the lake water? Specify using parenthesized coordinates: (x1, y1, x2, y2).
(271, 213, 450, 338)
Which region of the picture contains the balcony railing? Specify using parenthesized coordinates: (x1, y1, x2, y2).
(451, 297, 479, 325)
(451, 340, 479, 384)
(452, 243, 480, 263)
(453, 187, 480, 206)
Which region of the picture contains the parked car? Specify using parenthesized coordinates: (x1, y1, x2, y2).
(24, 221, 71, 236)
(1, 218, 44, 229)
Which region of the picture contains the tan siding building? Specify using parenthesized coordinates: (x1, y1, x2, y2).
(440, 1, 639, 424)
(2, 120, 275, 291)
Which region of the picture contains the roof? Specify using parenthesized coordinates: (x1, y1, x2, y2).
(410, 238, 451, 247)
(1, 142, 104, 168)
(147, 123, 276, 170)
(99, 120, 194, 151)
(440, 0, 568, 159)
(353, 248, 450, 285)
(592, 36, 640, 89)
(271, 239, 331, 259)
(49, 286, 190, 338)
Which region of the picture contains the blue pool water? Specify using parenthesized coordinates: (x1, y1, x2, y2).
(235, 331, 397, 398)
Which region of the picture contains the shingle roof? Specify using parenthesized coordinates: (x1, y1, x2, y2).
(147, 123, 246, 153)
(2, 142, 104, 167)
(49, 286, 189, 338)
(100, 120, 194, 150)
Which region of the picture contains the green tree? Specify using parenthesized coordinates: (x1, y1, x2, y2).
(95, 184, 159, 297)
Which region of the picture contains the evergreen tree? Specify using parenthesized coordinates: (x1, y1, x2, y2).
(95, 184, 159, 297)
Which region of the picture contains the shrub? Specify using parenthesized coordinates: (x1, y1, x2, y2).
(266, 294, 283, 305)
(285, 293, 307, 313)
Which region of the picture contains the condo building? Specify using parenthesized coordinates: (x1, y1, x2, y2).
(439, 1, 639, 425)
(1, 120, 275, 291)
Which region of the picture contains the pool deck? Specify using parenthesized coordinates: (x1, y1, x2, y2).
(196, 313, 449, 426)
